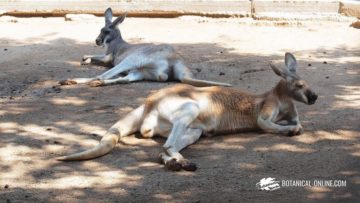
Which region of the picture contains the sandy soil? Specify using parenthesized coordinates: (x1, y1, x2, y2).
(0, 16, 359, 202)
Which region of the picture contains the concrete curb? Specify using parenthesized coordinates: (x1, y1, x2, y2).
(0, 0, 359, 20)
(0, 0, 251, 18)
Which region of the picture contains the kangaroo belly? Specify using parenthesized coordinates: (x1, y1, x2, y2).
(140, 110, 172, 138)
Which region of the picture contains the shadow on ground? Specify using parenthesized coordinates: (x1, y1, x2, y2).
(0, 37, 359, 202)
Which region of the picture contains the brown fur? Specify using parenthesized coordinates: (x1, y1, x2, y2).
(58, 53, 317, 171)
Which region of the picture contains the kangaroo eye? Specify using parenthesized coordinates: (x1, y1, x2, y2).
(103, 30, 110, 34)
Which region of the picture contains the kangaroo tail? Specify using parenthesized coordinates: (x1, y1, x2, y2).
(57, 105, 145, 161)
(172, 60, 231, 87)
(181, 77, 231, 87)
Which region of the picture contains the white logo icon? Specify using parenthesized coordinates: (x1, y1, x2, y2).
(256, 177, 281, 191)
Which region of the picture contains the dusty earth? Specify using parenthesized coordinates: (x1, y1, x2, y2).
(0, 16, 359, 202)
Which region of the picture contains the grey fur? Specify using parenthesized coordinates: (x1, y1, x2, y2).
(60, 8, 231, 87)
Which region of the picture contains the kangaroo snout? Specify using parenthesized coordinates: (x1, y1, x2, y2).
(306, 91, 318, 105)
(96, 38, 102, 46)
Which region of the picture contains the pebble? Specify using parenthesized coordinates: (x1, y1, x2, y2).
(64, 14, 97, 22)
(351, 21, 360, 29)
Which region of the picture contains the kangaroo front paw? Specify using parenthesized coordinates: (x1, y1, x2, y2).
(287, 125, 303, 136)
(59, 79, 77, 85)
(88, 79, 104, 87)
(81, 57, 91, 65)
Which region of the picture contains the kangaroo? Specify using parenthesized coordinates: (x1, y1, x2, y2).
(57, 53, 318, 171)
(59, 8, 231, 87)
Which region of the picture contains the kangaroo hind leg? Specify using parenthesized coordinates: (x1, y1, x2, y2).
(157, 100, 201, 171)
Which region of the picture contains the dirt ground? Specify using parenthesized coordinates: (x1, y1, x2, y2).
(0, 16, 359, 202)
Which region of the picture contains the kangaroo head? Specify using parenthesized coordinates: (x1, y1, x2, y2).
(270, 53, 318, 105)
(96, 8, 126, 46)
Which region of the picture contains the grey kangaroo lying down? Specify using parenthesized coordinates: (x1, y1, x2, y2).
(58, 53, 318, 172)
(60, 8, 231, 87)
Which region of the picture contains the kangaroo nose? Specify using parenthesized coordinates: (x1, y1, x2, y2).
(308, 93, 318, 105)
(312, 94, 318, 100)
(95, 38, 102, 45)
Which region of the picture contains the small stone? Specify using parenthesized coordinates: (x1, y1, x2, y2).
(219, 72, 225, 76)
(65, 14, 96, 22)
(46, 128, 52, 131)
(325, 76, 330, 79)
(4, 48, 7, 51)
(323, 61, 327, 64)
(239, 78, 242, 80)
(308, 63, 312, 67)
(323, 52, 327, 54)
(195, 68, 202, 73)
(4, 184, 9, 189)
(351, 21, 360, 29)
(24, 63, 29, 65)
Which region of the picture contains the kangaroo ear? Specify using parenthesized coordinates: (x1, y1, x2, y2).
(105, 8, 113, 26)
(110, 13, 127, 28)
(285, 52, 297, 74)
(270, 62, 286, 78)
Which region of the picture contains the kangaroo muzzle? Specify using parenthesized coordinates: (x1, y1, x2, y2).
(306, 91, 318, 105)
(96, 38, 102, 46)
